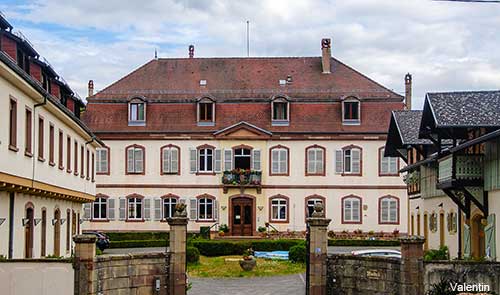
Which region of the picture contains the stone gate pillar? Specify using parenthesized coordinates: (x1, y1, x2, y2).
(400, 237, 425, 295)
(73, 234, 96, 295)
(167, 207, 188, 295)
(307, 204, 331, 295)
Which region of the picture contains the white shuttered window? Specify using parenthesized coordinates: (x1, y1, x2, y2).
(380, 196, 399, 223)
(162, 146, 179, 174)
(271, 147, 288, 175)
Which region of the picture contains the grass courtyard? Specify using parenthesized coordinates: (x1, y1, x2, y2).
(187, 255, 305, 278)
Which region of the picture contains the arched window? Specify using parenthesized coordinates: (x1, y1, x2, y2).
(93, 197, 108, 220)
(161, 145, 180, 174)
(379, 147, 399, 176)
(342, 195, 362, 224)
(305, 195, 326, 218)
(271, 97, 289, 126)
(126, 144, 145, 174)
(379, 196, 399, 224)
(128, 197, 143, 220)
(335, 145, 362, 175)
(128, 97, 146, 126)
(197, 97, 215, 126)
(270, 145, 289, 175)
(163, 197, 178, 219)
(96, 146, 110, 175)
(306, 145, 325, 176)
(342, 97, 360, 125)
(270, 195, 289, 222)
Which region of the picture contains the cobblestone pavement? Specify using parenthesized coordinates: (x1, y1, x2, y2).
(189, 273, 306, 295)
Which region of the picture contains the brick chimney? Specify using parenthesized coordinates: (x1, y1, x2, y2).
(88, 80, 94, 97)
(189, 45, 194, 58)
(321, 38, 331, 74)
(405, 73, 412, 110)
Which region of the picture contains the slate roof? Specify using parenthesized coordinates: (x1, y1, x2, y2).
(393, 110, 432, 145)
(426, 90, 500, 127)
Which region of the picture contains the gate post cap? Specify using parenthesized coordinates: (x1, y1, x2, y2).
(73, 234, 97, 244)
(400, 236, 425, 244)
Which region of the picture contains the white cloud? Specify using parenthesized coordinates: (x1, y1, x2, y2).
(2, 0, 500, 108)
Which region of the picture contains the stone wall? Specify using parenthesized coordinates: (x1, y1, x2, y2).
(326, 254, 401, 295)
(91, 253, 170, 295)
(424, 261, 500, 293)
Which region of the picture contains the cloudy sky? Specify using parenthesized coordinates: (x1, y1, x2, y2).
(2, 0, 500, 108)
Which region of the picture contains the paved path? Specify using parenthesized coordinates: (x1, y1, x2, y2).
(189, 273, 305, 295)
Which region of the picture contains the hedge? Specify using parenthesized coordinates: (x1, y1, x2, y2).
(187, 246, 200, 264)
(109, 239, 167, 249)
(191, 239, 304, 256)
(105, 232, 169, 241)
(328, 239, 400, 247)
(289, 244, 306, 263)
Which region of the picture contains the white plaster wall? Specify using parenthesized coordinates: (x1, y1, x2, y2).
(0, 191, 9, 257)
(0, 74, 98, 196)
(0, 261, 73, 295)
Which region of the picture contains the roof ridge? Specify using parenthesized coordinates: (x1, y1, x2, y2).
(428, 89, 500, 95)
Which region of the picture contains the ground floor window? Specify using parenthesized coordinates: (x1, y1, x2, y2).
(128, 197, 142, 219)
(198, 198, 214, 220)
(163, 197, 177, 219)
(271, 197, 288, 221)
(306, 197, 324, 218)
(342, 196, 361, 223)
(93, 197, 107, 220)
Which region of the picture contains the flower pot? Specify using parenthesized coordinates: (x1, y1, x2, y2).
(239, 258, 256, 271)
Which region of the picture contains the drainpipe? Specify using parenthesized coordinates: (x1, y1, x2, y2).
(8, 192, 15, 259)
(31, 95, 47, 186)
(458, 207, 462, 259)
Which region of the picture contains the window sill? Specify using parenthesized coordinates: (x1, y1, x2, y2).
(196, 172, 216, 176)
(271, 120, 289, 127)
(379, 173, 400, 177)
(342, 120, 361, 126)
(305, 173, 325, 176)
(128, 120, 146, 126)
(125, 219, 145, 222)
(38, 157, 45, 163)
(96, 172, 110, 175)
(379, 222, 399, 225)
(91, 219, 110, 223)
(269, 173, 289, 176)
(195, 219, 215, 223)
(49, 161, 56, 167)
(126, 172, 144, 175)
(342, 221, 362, 224)
(269, 219, 289, 224)
(25, 151, 33, 157)
(197, 121, 215, 127)
(341, 173, 362, 177)
(161, 172, 180, 175)
(9, 145, 19, 152)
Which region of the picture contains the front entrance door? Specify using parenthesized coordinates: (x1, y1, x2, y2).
(231, 197, 253, 236)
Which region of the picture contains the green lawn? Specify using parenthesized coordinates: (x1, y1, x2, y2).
(188, 255, 305, 278)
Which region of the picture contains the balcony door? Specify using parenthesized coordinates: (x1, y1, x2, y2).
(230, 197, 254, 236)
(234, 148, 251, 170)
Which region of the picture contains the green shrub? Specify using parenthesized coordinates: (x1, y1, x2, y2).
(219, 224, 229, 233)
(258, 226, 267, 233)
(289, 244, 306, 263)
(424, 246, 449, 261)
(187, 246, 200, 264)
(328, 239, 400, 247)
(191, 239, 304, 256)
(96, 248, 103, 256)
(105, 232, 169, 241)
(109, 239, 167, 249)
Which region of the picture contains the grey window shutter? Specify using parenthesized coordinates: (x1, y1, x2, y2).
(135, 149, 144, 173)
(189, 148, 197, 173)
(83, 203, 91, 220)
(352, 149, 361, 173)
(214, 149, 222, 173)
(335, 150, 343, 174)
(214, 199, 219, 221)
(171, 148, 179, 173)
(127, 149, 134, 173)
(154, 198, 162, 220)
(189, 198, 198, 220)
(119, 198, 126, 220)
(108, 198, 115, 220)
(162, 148, 171, 173)
(224, 149, 233, 171)
(144, 198, 151, 220)
(252, 149, 261, 171)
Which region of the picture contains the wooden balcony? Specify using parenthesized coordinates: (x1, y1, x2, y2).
(404, 170, 421, 195)
(222, 170, 262, 194)
(437, 154, 483, 189)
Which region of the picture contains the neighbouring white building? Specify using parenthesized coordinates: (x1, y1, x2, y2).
(0, 15, 102, 259)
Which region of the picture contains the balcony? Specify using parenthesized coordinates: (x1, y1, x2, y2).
(437, 154, 483, 189)
(404, 170, 421, 195)
(222, 169, 262, 194)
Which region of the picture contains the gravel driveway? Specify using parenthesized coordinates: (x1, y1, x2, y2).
(189, 273, 305, 295)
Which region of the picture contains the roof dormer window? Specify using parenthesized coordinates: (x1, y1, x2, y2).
(342, 97, 360, 125)
(128, 98, 146, 126)
(197, 97, 215, 126)
(271, 97, 289, 126)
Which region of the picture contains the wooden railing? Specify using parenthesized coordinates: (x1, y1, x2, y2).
(438, 154, 483, 186)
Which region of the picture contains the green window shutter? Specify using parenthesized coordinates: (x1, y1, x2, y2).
(485, 214, 496, 260)
(464, 224, 471, 259)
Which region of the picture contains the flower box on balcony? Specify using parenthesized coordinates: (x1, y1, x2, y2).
(222, 169, 262, 193)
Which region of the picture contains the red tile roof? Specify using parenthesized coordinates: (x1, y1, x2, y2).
(84, 57, 404, 136)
